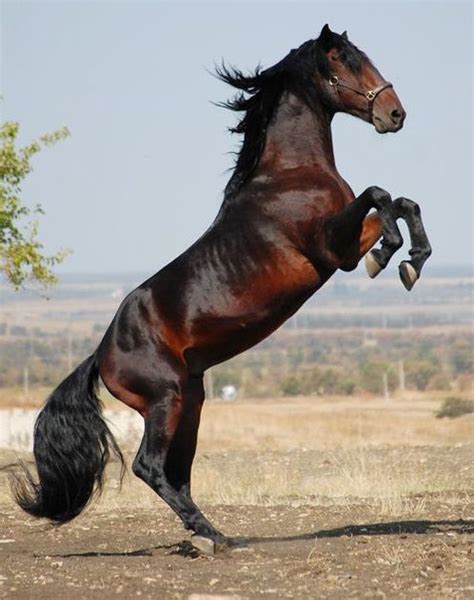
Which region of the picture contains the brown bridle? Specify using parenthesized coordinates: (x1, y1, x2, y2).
(328, 75, 393, 122)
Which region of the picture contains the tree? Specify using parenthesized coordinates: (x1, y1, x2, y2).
(405, 360, 438, 391)
(0, 121, 70, 288)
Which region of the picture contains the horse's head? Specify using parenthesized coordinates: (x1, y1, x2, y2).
(316, 24, 406, 133)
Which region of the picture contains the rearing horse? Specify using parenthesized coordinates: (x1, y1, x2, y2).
(14, 25, 431, 544)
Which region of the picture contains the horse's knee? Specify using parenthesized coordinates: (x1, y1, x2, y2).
(363, 185, 391, 205)
(394, 196, 420, 217)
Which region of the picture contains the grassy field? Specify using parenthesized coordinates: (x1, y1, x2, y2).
(1, 393, 473, 599)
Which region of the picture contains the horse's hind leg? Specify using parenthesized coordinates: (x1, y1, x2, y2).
(392, 197, 432, 290)
(132, 373, 225, 543)
(163, 375, 204, 502)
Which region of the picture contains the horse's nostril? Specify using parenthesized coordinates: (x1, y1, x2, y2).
(391, 109, 403, 123)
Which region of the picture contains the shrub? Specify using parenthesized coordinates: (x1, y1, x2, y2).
(281, 376, 302, 396)
(405, 360, 438, 391)
(359, 362, 397, 394)
(435, 397, 474, 419)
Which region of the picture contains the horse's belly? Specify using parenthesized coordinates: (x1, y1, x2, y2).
(185, 267, 322, 370)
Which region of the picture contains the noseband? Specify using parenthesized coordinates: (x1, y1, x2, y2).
(328, 75, 393, 122)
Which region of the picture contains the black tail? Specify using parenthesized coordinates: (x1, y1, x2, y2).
(12, 354, 124, 523)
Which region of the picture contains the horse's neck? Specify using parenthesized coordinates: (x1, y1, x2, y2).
(258, 91, 336, 173)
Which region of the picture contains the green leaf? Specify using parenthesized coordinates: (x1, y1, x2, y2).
(0, 121, 71, 289)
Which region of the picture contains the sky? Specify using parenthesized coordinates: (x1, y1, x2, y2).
(1, 0, 472, 277)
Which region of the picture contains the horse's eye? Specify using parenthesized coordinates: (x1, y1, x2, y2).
(331, 52, 346, 62)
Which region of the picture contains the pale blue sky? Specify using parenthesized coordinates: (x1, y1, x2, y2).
(1, 0, 472, 275)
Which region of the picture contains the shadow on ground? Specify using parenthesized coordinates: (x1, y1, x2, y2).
(236, 518, 474, 546)
(44, 518, 474, 559)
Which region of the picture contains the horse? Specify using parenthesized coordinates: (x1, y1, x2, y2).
(13, 24, 431, 546)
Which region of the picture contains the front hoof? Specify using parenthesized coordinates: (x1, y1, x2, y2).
(365, 251, 382, 278)
(399, 261, 418, 291)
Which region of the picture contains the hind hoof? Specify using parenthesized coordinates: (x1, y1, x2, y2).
(399, 261, 418, 291)
(365, 251, 382, 278)
(191, 535, 216, 555)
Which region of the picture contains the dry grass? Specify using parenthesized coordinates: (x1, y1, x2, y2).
(0, 385, 125, 410)
(187, 446, 472, 517)
(312, 448, 455, 516)
(198, 394, 474, 450)
(1, 395, 472, 519)
(0, 387, 49, 410)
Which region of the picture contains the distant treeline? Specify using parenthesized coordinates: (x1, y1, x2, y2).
(0, 324, 471, 397)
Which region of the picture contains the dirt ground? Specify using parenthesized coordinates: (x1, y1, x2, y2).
(0, 501, 473, 600)
(0, 397, 473, 599)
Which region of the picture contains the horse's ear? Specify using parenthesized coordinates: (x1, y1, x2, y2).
(318, 24, 333, 48)
(341, 30, 348, 40)
(320, 24, 332, 38)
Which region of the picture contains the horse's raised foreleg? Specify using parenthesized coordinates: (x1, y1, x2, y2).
(391, 197, 432, 290)
(325, 186, 431, 290)
(362, 197, 432, 290)
(325, 185, 403, 273)
(132, 375, 225, 543)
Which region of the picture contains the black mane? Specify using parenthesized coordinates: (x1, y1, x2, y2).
(217, 30, 363, 199)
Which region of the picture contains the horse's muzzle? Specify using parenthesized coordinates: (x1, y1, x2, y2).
(373, 108, 406, 133)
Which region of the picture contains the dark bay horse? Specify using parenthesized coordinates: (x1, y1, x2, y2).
(14, 25, 431, 544)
